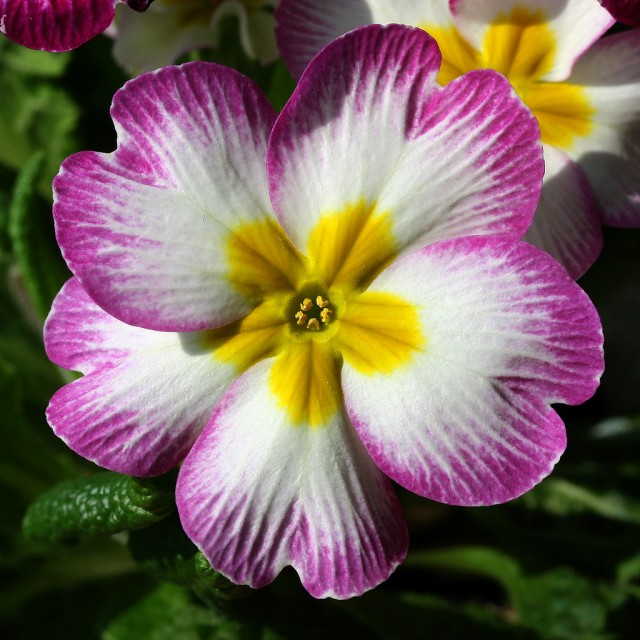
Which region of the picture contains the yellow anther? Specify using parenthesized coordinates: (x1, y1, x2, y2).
(320, 308, 332, 324)
(300, 298, 313, 311)
(316, 296, 329, 308)
(295, 311, 307, 325)
(307, 318, 320, 331)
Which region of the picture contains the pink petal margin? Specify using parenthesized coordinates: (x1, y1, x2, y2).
(45, 278, 232, 476)
(53, 62, 277, 332)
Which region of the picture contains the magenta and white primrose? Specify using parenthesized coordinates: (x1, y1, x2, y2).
(45, 25, 604, 599)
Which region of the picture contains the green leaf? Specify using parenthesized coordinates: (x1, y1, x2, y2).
(22, 472, 176, 545)
(341, 590, 536, 640)
(406, 545, 624, 640)
(266, 60, 296, 112)
(102, 583, 252, 640)
(0, 64, 79, 196)
(521, 477, 640, 524)
(128, 514, 252, 606)
(407, 545, 521, 588)
(7, 151, 69, 320)
(512, 568, 614, 640)
(0, 39, 72, 77)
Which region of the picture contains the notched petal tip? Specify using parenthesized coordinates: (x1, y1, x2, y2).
(176, 361, 409, 599)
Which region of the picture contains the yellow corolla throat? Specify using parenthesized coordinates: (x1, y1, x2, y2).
(423, 6, 594, 149)
(209, 203, 425, 427)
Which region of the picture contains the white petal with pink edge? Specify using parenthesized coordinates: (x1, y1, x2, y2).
(177, 358, 408, 599)
(54, 62, 277, 332)
(268, 25, 542, 262)
(524, 144, 602, 279)
(275, 0, 454, 80)
(341, 236, 603, 506)
(564, 30, 640, 227)
(45, 278, 236, 476)
(450, 0, 614, 81)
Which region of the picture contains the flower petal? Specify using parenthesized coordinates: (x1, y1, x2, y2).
(268, 24, 542, 285)
(275, 0, 454, 80)
(0, 0, 116, 51)
(525, 144, 602, 279)
(450, 0, 614, 81)
(341, 237, 603, 506)
(54, 62, 278, 331)
(45, 278, 239, 476)
(177, 358, 408, 599)
(565, 30, 640, 227)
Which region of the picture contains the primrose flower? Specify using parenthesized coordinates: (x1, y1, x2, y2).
(112, 0, 278, 74)
(276, 0, 640, 278)
(0, 0, 153, 51)
(47, 25, 603, 598)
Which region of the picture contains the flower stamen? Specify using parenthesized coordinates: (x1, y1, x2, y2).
(289, 287, 336, 333)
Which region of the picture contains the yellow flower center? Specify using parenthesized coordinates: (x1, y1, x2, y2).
(424, 6, 594, 149)
(289, 286, 334, 330)
(201, 200, 425, 427)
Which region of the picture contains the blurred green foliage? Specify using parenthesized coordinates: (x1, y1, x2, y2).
(0, 15, 639, 640)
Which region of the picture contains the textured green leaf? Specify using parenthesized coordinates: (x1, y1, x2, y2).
(22, 472, 175, 544)
(7, 152, 69, 320)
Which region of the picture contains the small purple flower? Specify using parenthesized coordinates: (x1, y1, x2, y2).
(0, 0, 153, 51)
(46, 25, 603, 598)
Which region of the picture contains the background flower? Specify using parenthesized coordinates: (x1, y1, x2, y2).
(112, 0, 278, 74)
(275, 0, 640, 279)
